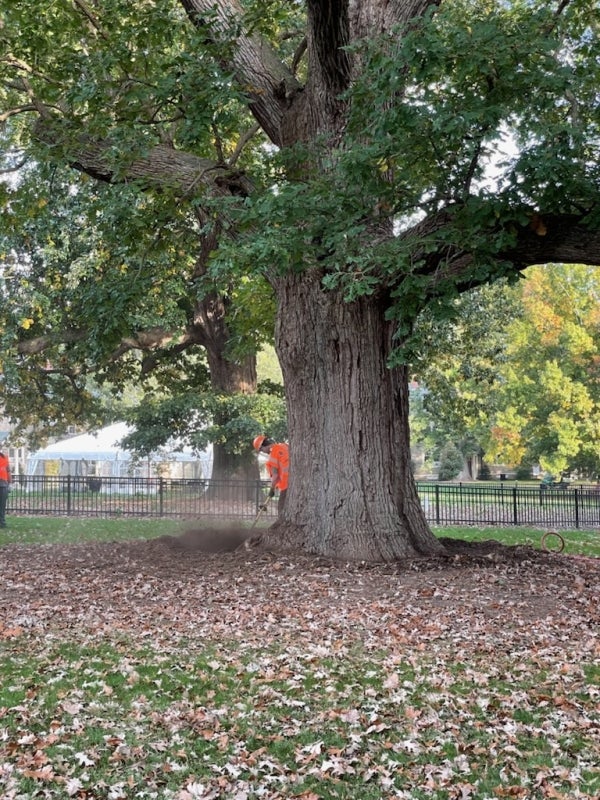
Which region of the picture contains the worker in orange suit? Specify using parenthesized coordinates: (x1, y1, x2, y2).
(0, 448, 11, 529)
(253, 435, 289, 515)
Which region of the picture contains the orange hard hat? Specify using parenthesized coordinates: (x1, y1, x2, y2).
(253, 434, 267, 451)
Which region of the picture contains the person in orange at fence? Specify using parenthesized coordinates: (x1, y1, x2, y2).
(0, 448, 11, 529)
(252, 435, 289, 516)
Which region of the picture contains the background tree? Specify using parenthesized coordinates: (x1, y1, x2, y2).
(437, 442, 464, 481)
(411, 264, 600, 478)
(409, 280, 519, 477)
(410, 265, 600, 481)
(487, 264, 600, 479)
(0, 160, 279, 479)
(1, 0, 599, 560)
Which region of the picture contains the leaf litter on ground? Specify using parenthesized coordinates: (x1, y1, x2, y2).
(0, 530, 598, 799)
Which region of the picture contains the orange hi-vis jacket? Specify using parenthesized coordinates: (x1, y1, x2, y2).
(266, 443, 289, 491)
(0, 454, 9, 483)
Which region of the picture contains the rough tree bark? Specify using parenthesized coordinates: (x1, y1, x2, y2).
(273, 273, 444, 559)
(273, 0, 445, 558)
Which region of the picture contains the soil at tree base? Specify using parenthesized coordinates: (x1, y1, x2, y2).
(158, 525, 545, 565)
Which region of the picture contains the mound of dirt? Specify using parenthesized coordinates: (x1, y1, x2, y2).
(157, 525, 255, 553)
(436, 536, 542, 562)
(154, 527, 554, 567)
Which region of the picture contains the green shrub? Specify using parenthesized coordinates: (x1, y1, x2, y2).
(515, 465, 533, 480)
(438, 442, 463, 481)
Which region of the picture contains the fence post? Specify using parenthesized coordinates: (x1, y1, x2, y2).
(512, 485, 518, 525)
(67, 475, 72, 515)
(435, 484, 440, 524)
(159, 478, 164, 517)
(574, 488, 579, 529)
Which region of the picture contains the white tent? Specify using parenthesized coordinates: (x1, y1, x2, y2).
(27, 422, 213, 479)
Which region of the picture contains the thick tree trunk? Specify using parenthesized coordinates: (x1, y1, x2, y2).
(268, 271, 445, 561)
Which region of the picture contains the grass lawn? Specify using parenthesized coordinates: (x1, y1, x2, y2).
(2, 515, 598, 556)
(437, 524, 600, 557)
(1, 638, 598, 799)
(0, 518, 598, 798)
(0, 515, 184, 546)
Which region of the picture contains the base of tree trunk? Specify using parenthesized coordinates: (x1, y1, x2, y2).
(255, 520, 447, 562)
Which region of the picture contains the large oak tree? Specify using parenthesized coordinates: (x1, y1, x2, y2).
(1, 0, 599, 559)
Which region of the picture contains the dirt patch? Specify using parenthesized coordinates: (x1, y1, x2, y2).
(157, 524, 253, 553)
(155, 526, 539, 560)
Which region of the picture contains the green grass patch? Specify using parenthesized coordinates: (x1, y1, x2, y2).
(2, 516, 598, 557)
(0, 515, 183, 546)
(0, 638, 597, 799)
(434, 524, 600, 557)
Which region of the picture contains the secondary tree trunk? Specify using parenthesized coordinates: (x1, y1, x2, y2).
(209, 351, 260, 486)
(198, 294, 260, 486)
(268, 271, 445, 561)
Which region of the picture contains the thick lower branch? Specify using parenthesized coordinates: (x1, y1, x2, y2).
(34, 119, 253, 197)
(399, 209, 600, 301)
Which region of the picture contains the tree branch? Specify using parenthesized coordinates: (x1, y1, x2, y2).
(71, 0, 111, 40)
(502, 214, 600, 269)
(33, 119, 253, 198)
(227, 122, 261, 167)
(0, 105, 39, 123)
(399, 208, 600, 303)
(16, 329, 88, 355)
(179, 0, 301, 145)
(306, 1, 351, 94)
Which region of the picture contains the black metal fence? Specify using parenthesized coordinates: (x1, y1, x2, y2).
(6, 476, 279, 521)
(6, 476, 600, 529)
(418, 482, 600, 529)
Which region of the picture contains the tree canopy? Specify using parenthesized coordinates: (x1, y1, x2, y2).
(489, 263, 600, 478)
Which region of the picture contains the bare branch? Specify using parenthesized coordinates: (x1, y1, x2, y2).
(291, 36, 308, 75)
(17, 329, 88, 356)
(71, 0, 110, 40)
(34, 119, 254, 197)
(108, 327, 183, 362)
(554, 0, 574, 18)
(0, 105, 39, 123)
(179, 0, 301, 145)
(227, 122, 261, 167)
